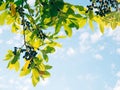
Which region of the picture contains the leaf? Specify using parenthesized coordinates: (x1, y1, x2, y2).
(45, 65, 52, 70)
(43, 54, 48, 62)
(7, 61, 20, 72)
(0, 11, 8, 25)
(11, 51, 20, 64)
(48, 42, 62, 48)
(78, 18, 87, 28)
(39, 63, 45, 71)
(0, 3, 7, 11)
(32, 68, 40, 86)
(10, 3, 16, 16)
(20, 69, 31, 76)
(44, 46, 55, 54)
(55, 19, 62, 35)
(64, 24, 72, 37)
(42, 71, 50, 78)
(23, 60, 31, 71)
(111, 21, 117, 30)
(4, 50, 14, 60)
(99, 23, 104, 34)
(6, 15, 14, 25)
(89, 19, 94, 31)
(30, 38, 42, 50)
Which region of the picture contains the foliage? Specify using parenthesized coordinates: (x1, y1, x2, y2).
(0, 0, 120, 86)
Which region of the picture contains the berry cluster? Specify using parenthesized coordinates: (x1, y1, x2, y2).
(87, 0, 119, 16)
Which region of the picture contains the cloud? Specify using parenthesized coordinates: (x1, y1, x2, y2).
(0, 28, 3, 34)
(116, 48, 120, 55)
(113, 80, 120, 90)
(67, 48, 75, 56)
(99, 46, 105, 51)
(116, 72, 120, 77)
(77, 73, 98, 81)
(111, 63, 116, 70)
(107, 27, 120, 44)
(90, 32, 102, 43)
(94, 54, 103, 60)
(40, 78, 49, 87)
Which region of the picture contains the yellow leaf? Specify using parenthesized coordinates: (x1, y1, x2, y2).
(0, 11, 8, 25)
(23, 60, 31, 71)
(6, 15, 14, 25)
(4, 50, 14, 60)
(64, 24, 72, 37)
(20, 69, 31, 77)
(89, 19, 94, 31)
(117, 0, 120, 2)
(39, 63, 45, 71)
(10, 3, 16, 16)
(99, 22, 104, 34)
(78, 18, 87, 28)
(30, 38, 42, 50)
(7, 61, 20, 72)
(0, 3, 7, 11)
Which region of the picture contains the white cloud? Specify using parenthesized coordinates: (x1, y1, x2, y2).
(99, 46, 105, 51)
(111, 63, 116, 70)
(90, 32, 102, 43)
(40, 78, 49, 86)
(6, 40, 13, 45)
(113, 80, 120, 90)
(77, 73, 98, 81)
(116, 72, 120, 77)
(0, 28, 3, 34)
(67, 48, 75, 56)
(116, 48, 120, 55)
(94, 54, 103, 60)
(107, 27, 120, 44)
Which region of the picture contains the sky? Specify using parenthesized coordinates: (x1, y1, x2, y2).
(0, 0, 120, 90)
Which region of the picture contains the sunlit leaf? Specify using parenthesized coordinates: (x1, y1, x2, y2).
(89, 19, 94, 31)
(4, 50, 14, 60)
(0, 11, 8, 25)
(7, 61, 20, 72)
(42, 71, 50, 78)
(10, 3, 16, 16)
(32, 68, 40, 86)
(78, 18, 87, 28)
(55, 19, 62, 35)
(0, 2, 7, 11)
(64, 24, 72, 37)
(20, 69, 31, 76)
(39, 63, 45, 71)
(99, 23, 104, 34)
(23, 60, 31, 71)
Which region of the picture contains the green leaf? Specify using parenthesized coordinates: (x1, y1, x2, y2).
(43, 54, 48, 62)
(64, 24, 72, 37)
(42, 71, 51, 78)
(11, 51, 20, 64)
(15, 0, 23, 6)
(55, 19, 62, 35)
(45, 65, 52, 70)
(43, 46, 55, 54)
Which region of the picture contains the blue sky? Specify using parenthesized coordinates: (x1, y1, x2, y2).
(0, 0, 120, 90)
